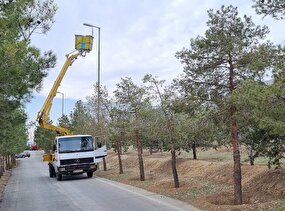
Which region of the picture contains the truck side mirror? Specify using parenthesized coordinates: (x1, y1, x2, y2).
(52, 144, 56, 151)
(97, 142, 102, 148)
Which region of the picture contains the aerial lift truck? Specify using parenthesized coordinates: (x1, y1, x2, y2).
(37, 34, 107, 181)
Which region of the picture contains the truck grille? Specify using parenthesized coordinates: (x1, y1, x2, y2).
(60, 157, 94, 166)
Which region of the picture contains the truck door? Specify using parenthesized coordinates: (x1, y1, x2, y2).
(94, 143, 107, 163)
(54, 139, 60, 171)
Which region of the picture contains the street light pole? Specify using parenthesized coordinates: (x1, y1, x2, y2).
(83, 23, 101, 125)
(97, 27, 101, 124)
(83, 23, 107, 171)
(56, 91, 64, 117)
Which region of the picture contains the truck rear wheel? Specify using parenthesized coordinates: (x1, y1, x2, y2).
(87, 171, 93, 178)
(49, 165, 53, 178)
(57, 173, 62, 181)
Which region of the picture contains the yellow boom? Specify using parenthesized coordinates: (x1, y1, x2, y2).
(37, 35, 93, 135)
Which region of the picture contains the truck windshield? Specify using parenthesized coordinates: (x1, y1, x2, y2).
(58, 136, 94, 153)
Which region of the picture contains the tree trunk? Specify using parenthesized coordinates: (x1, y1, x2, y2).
(117, 139, 123, 174)
(5, 155, 9, 170)
(229, 59, 242, 205)
(192, 141, 197, 160)
(135, 128, 145, 181)
(249, 157, 254, 166)
(2, 155, 5, 173)
(9, 154, 12, 169)
(167, 120, 179, 188)
(8, 154, 11, 169)
(160, 141, 163, 155)
(119, 141, 122, 155)
(231, 114, 242, 205)
(103, 157, 107, 171)
(0, 156, 3, 177)
(249, 149, 255, 166)
(171, 148, 179, 188)
(12, 155, 16, 167)
(153, 79, 178, 187)
(7, 154, 11, 169)
(1, 155, 4, 175)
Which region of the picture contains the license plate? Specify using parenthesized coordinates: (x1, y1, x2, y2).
(73, 169, 83, 173)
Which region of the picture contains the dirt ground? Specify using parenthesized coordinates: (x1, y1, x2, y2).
(97, 149, 285, 211)
(0, 170, 11, 201)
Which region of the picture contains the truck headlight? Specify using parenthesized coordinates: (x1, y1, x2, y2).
(59, 167, 65, 172)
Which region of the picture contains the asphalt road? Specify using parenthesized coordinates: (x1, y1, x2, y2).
(0, 151, 199, 211)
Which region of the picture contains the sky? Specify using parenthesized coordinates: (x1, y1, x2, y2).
(25, 0, 285, 140)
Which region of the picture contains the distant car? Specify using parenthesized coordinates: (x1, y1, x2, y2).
(15, 152, 30, 159)
(30, 144, 38, 150)
(15, 153, 25, 158)
(23, 151, 30, 158)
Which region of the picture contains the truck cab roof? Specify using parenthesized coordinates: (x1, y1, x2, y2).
(55, 135, 92, 140)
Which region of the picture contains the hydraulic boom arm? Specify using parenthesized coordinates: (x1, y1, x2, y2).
(36, 50, 83, 135)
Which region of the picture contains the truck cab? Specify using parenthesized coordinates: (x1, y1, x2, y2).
(49, 135, 107, 181)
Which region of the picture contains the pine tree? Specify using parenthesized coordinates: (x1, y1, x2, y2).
(176, 5, 275, 204)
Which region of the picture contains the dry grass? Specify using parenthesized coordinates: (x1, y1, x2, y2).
(97, 148, 285, 211)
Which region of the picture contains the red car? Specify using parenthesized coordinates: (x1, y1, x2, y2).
(31, 144, 38, 150)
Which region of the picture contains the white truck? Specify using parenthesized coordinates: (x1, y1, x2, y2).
(48, 135, 107, 180)
(38, 34, 107, 180)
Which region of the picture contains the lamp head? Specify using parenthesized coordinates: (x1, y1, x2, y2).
(83, 23, 95, 27)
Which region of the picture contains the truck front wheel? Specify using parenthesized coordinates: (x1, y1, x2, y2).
(87, 171, 93, 178)
(49, 165, 56, 178)
(57, 173, 62, 181)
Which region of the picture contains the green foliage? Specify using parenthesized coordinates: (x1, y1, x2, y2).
(252, 0, 285, 19)
(233, 79, 285, 167)
(114, 77, 150, 148)
(0, 0, 57, 41)
(175, 5, 279, 201)
(180, 110, 222, 151)
(114, 77, 148, 180)
(58, 114, 72, 131)
(0, 42, 56, 101)
(176, 5, 270, 102)
(70, 100, 95, 135)
(234, 79, 285, 136)
(175, 4, 277, 143)
(140, 107, 166, 151)
(0, 108, 28, 154)
(86, 84, 111, 142)
(0, 0, 57, 154)
(34, 124, 56, 152)
(240, 126, 272, 165)
(114, 77, 149, 115)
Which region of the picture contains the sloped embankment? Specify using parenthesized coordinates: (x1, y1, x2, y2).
(98, 151, 285, 210)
